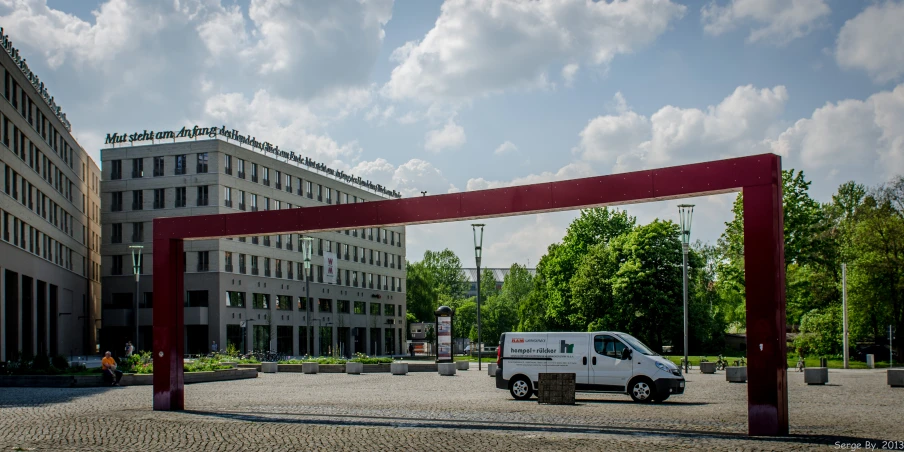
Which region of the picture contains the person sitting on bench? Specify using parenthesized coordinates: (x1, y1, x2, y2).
(102, 351, 123, 386)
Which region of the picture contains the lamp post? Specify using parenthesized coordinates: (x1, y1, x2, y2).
(472, 223, 485, 371)
(129, 245, 143, 352)
(677, 204, 694, 374)
(302, 237, 313, 356)
(842, 263, 849, 369)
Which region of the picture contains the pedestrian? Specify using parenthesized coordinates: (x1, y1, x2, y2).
(102, 351, 123, 386)
(211, 340, 218, 353)
(408, 342, 415, 358)
(124, 341, 134, 357)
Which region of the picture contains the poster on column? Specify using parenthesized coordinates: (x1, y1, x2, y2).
(324, 251, 337, 284)
(437, 316, 452, 362)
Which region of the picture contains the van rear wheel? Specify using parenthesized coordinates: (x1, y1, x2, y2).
(509, 376, 533, 400)
(629, 377, 655, 403)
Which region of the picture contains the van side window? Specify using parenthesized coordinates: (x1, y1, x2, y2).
(594, 335, 627, 359)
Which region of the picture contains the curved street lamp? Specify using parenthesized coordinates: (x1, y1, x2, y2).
(302, 236, 314, 356)
(678, 204, 694, 374)
(129, 245, 144, 352)
(472, 223, 485, 370)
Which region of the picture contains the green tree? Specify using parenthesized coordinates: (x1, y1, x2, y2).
(479, 268, 498, 299)
(481, 264, 533, 344)
(422, 249, 469, 299)
(793, 305, 843, 357)
(405, 260, 439, 322)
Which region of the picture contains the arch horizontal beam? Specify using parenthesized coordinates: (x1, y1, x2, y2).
(153, 152, 787, 437)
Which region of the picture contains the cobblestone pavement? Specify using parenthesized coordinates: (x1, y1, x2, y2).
(0, 368, 900, 451)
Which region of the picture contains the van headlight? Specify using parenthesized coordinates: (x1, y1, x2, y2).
(655, 361, 670, 373)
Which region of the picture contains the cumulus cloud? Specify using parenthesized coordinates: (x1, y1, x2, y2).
(701, 0, 830, 45)
(836, 1, 904, 84)
(576, 86, 788, 172)
(381, 0, 686, 102)
(466, 162, 595, 191)
(351, 158, 457, 197)
(494, 141, 518, 155)
(424, 119, 466, 152)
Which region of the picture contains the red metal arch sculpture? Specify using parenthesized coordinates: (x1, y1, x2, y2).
(153, 153, 787, 436)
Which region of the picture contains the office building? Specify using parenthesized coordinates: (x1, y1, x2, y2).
(100, 137, 407, 357)
(0, 29, 102, 361)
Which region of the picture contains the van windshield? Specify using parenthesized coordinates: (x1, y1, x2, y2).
(617, 333, 657, 356)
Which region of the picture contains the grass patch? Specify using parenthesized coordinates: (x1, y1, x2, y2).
(662, 355, 894, 369)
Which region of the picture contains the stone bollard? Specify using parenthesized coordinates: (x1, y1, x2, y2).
(488, 363, 497, 377)
(438, 362, 457, 376)
(726, 366, 747, 383)
(261, 362, 278, 373)
(888, 369, 904, 387)
(804, 367, 829, 385)
(391, 363, 408, 375)
(700, 362, 716, 374)
(302, 363, 319, 374)
(455, 361, 469, 371)
(866, 354, 875, 369)
(346, 362, 363, 375)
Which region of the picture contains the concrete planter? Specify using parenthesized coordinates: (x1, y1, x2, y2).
(391, 363, 408, 375)
(888, 369, 904, 387)
(346, 362, 364, 375)
(487, 363, 497, 377)
(455, 361, 469, 371)
(438, 362, 456, 376)
(302, 363, 319, 374)
(261, 362, 278, 373)
(726, 366, 747, 383)
(0, 368, 258, 388)
(700, 362, 716, 374)
(804, 367, 829, 385)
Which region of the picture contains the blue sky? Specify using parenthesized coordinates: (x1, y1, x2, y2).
(4, 0, 903, 268)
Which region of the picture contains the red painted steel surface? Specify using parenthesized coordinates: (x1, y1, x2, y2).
(152, 152, 788, 436)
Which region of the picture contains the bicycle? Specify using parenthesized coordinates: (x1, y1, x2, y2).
(715, 355, 728, 371)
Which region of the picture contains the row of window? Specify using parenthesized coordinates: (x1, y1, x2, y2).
(0, 209, 96, 280)
(109, 153, 207, 180)
(225, 291, 402, 316)
(4, 163, 80, 243)
(4, 69, 76, 171)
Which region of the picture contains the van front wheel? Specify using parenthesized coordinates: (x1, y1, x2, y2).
(629, 377, 655, 403)
(510, 376, 533, 400)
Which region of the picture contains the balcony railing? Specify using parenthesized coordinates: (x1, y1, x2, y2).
(225, 166, 232, 175)
(275, 271, 282, 278)
(224, 200, 232, 208)
(264, 269, 271, 277)
(263, 179, 270, 187)
(197, 263, 209, 272)
(225, 264, 233, 272)
(237, 171, 245, 179)
(251, 268, 259, 276)
(197, 164, 208, 173)
(275, 181, 281, 190)
(263, 237, 270, 247)
(251, 174, 258, 183)
(252, 237, 259, 245)
(239, 265, 246, 274)
(239, 203, 245, 211)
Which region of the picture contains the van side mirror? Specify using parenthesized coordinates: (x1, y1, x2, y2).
(621, 348, 632, 360)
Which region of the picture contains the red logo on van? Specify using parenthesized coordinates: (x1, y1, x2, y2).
(511, 338, 524, 343)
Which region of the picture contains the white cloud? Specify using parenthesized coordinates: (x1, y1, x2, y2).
(352, 158, 457, 197)
(701, 0, 830, 45)
(494, 141, 518, 155)
(836, 1, 904, 84)
(576, 86, 788, 172)
(466, 162, 595, 191)
(768, 83, 904, 184)
(424, 119, 466, 152)
(561, 63, 579, 86)
(381, 0, 686, 102)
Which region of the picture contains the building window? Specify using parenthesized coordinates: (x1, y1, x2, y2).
(225, 251, 233, 272)
(316, 184, 322, 202)
(275, 171, 281, 189)
(264, 257, 271, 277)
(325, 187, 332, 204)
(237, 158, 245, 179)
(306, 181, 313, 199)
(354, 301, 365, 315)
(226, 291, 245, 307)
(238, 190, 246, 210)
(277, 295, 292, 311)
(132, 190, 143, 210)
(318, 298, 332, 312)
(370, 302, 381, 316)
(285, 174, 292, 193)
(197, 251, 209, 271)
(224, 155, 232, 175)
(197, 153, 209, 173)
(275, 258, 283, 277)
(338, 300, 350, 313)
(384, 304, 395, 316)
(153, 156, 164, 177)
(132, 222, 144, 242)
(153, 189, 165, 209)
(111, 223, 122, 244)
(112, 255, 123, 275)
(251, 163, 258, 182)
(239, 254, 246, 274)
(131, 158, 143, 178)
(224, 187, 232, 207)
(251, 255, 259, 275)
(175, 187, 186, 207)
(175, 155, 186, 175)
(262, 167, 270, 186)
(185, 290, 209, 307)
(111, 191, 123, 212)
(197, 186, 209, 206)
(111, 160, 122, 180)
(253, 293, 269, 309)
(251, 194, 258, 211)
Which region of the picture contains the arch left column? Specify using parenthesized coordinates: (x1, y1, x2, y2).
(153, 236, 184, 411)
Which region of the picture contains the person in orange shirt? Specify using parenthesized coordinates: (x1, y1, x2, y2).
(101, 351, 123, 386)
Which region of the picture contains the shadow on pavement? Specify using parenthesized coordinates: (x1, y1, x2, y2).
(182, 409, 884, 447)
(0, 386, 119, 407)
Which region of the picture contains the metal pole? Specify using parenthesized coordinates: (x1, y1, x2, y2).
(892, 325, 894, 368)
(682, 243, 689, 374)
(476, 266, 482, 371)
(305, 270, 311, 356)
(135, 271, 140, 353)
(842, 263, 849, 369)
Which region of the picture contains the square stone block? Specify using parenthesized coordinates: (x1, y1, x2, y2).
(261, 362, 278, 373)
(487, 363, 497, 377)
(726, 366, 747, 383)
(804, 367, 829, 385)
(302, 363, 319, 374)
(866, 354, 875, 369)
(345, 362, 363, 375)
(700, 362, 716, 374)
(438, 362, 457, 376)
(455, 361, 469, 371)
(887, 369, 904, 387)
(391, 363, 408, 375)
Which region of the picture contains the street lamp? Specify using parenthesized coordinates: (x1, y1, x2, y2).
(472, 223, 485, 371)
(302, 236, 314, 356)
(677, 204, 694, 374)
(129, 245, 144, 352)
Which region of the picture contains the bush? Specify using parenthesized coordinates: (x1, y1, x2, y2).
(51, 355, 69, 370)
(794, 305, 843, 357)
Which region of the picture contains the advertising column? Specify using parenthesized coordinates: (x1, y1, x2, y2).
(434, 306, 454, 363)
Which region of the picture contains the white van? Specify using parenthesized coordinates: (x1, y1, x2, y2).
(494, 331, 685, 402)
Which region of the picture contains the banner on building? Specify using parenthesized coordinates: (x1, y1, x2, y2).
(324, 252, 337, 284)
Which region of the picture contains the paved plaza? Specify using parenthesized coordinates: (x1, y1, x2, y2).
(0, 367, 900, 451)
